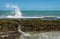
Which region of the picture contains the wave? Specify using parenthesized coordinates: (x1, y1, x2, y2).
(0, 15, 60, 18)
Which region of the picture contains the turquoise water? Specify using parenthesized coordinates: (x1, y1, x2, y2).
(0, 11, 60, 17)
(22, 11, 60, 17)
(0, 11, 15, 16)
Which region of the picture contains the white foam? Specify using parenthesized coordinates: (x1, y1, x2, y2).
(5, 3, 22, 18)
(18, 31, 60, 39)
(4, 16, 60, 19)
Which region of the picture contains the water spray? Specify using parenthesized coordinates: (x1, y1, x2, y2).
(5, 3, 22, 18)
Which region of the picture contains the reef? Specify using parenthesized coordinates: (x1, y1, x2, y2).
(0, 18, 60, 39)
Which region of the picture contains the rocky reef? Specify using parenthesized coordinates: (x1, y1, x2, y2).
(0, 19, 60, 39)
(19, 19, 60, 32)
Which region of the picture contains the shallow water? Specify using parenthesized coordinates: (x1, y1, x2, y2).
(22, 11, 60, 17)
(19, 31, 60, 39)
(0, 11, 60, 17)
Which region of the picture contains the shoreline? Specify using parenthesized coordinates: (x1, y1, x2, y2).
(0, 19, 60, 39)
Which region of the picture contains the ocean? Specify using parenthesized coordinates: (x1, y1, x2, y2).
(0, 11, 60, 18)
(22, 11, 60, 17)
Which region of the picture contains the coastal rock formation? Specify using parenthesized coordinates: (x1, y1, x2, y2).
(19, 19, 60, 32)
(0, 19, 60, 39)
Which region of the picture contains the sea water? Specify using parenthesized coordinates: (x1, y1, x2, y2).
(19, 31, 60, 39)
(0, 11, 60, 17)
(22, 11, 60, 17)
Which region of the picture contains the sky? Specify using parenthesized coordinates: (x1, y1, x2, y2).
(0, 0, 60, 11)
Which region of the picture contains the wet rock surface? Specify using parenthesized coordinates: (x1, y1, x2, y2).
(0, 19, 60, 39)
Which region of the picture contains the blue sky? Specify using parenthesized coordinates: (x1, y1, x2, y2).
(0, 0, 60, 11)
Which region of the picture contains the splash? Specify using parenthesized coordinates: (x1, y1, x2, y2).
(5, 3, 22, 18)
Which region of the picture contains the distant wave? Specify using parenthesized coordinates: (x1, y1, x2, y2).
(0, 16, 60, 18)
